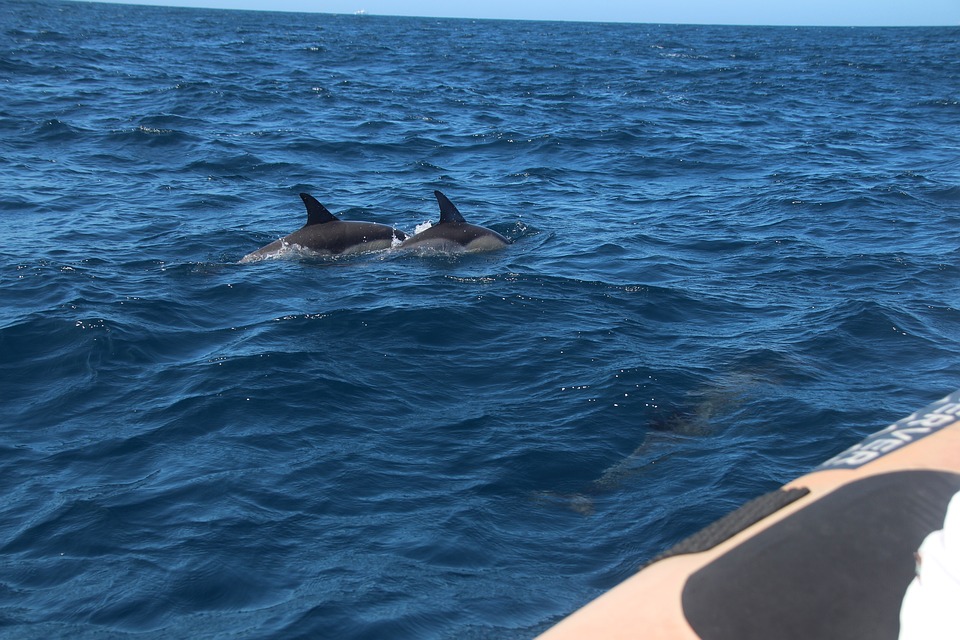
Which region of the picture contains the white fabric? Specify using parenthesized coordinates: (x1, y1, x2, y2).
(899, 491, 960, 640)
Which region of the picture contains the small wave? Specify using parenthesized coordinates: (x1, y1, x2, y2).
(33, 119, 87, 141)
(926, 185, 960, 203)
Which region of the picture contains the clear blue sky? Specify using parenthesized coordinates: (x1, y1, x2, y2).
(87, 0, 960, 26)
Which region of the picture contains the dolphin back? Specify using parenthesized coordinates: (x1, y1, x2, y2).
(241, 193, 407, 262)
(398, 191, 510, 253)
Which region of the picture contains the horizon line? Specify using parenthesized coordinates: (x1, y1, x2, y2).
(68, 0, 960, 28)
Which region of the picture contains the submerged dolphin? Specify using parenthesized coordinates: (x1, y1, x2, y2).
(240, 193, 407, 263)
(399, 191, 511, 253)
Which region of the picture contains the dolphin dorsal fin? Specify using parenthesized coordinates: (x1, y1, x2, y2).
(300, 193, 339, 225)
(434, 191, 466, 224)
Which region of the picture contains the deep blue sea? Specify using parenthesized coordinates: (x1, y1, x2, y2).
(2, 1, 959, 636)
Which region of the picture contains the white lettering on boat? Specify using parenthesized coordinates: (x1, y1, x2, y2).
(817, 393, 960, 470)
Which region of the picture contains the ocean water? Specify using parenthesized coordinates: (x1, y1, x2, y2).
(2, 0, 959, 636)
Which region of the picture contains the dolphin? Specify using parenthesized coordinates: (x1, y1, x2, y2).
(399, 191, 511, 253)
(240, 193, 407, 263)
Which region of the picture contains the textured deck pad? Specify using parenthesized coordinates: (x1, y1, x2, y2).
(651, 487, 810, 564)
(682, 470, 960, 640)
